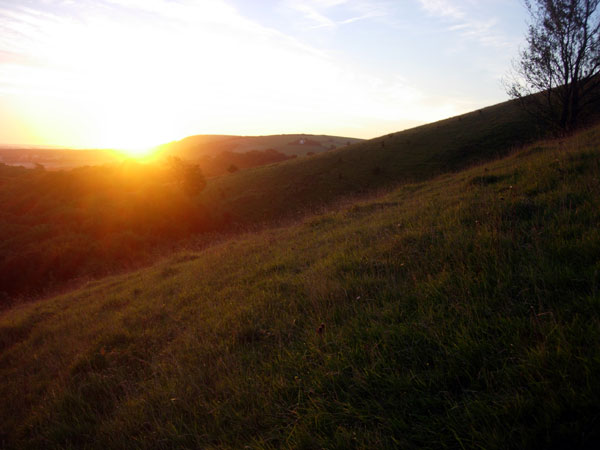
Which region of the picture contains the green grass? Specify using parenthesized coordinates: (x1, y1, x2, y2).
(1, 121, 599, 448)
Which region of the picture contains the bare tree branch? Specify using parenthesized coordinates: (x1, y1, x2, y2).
(505, 0, 600, 132)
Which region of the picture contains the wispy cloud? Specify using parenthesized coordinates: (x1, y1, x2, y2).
(0, 0, 522, 147)
(288, 2, 336, 29)
(284, 0, 388, 30)
(0, 0, 438, 146)
(417, 0, 510, 48)
(418, 0, 464, 20)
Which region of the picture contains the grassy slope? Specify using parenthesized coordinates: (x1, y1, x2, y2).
(1, 97, 540, 302)
(1, 122, 599, 449)
(200, 97, 540, 226)
(0, 96, 538, 304)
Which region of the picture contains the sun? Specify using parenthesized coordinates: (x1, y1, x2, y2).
(116, 145, 158, 159)
(97, 117, 165, 159)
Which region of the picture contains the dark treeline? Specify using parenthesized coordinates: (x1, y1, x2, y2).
(0, 161, 222, 304)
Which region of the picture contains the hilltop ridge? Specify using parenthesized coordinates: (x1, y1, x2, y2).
(199, 95, 540, 225)
(159, 133, 364, 159)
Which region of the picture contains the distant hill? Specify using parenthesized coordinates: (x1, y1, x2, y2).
(0, 135, 363, 171)
(199, 96, 543, 225)
(0, 148, 123, 170)
(158, 134, 364, 159)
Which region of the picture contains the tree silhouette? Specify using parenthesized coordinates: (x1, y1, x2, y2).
(506, 0, 600, 131)
(167, 156, 206, 196)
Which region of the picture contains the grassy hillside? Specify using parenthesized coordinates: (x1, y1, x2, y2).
(200, 97, 541, 225)
(0, 97, 540, 302)
(160, 134, 364, 159)
(1, 122, 598, 448)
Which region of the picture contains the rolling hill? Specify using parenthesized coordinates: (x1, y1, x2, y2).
(159, 134, 364, 159)
(199, 96, 541, 225)
(0, 134, 362, 172)
(1, 121, 599, 448)
(0, 96, 543, 302)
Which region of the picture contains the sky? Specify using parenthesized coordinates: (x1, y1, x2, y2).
(0, 0, 528, 150)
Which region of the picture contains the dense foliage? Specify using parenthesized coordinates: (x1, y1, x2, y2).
(0, 161, 215, 303)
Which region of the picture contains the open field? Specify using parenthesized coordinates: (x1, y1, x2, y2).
(1, 121, 598, 449)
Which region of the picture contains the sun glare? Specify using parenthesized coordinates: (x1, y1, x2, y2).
(116, 146, 156, 159)
(0, 0, 474, 150)
(4, 1, 430, 149)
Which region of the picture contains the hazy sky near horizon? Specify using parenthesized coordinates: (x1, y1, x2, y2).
(0, 0, 527, 149)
